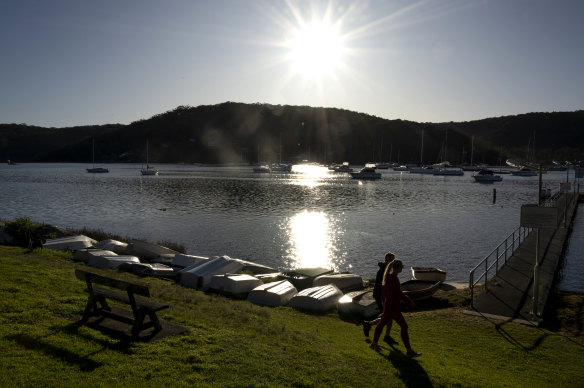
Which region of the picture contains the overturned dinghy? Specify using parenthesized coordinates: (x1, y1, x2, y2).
(43, 235, 97, 251)
(289, 284, 343, 313)
(171, 253, 209, 269)
(313, 273, 364, 293)
(73, 249, 117, 264)
(208, 273, 263, 298)
(92, 239, 128, 254)
(338, 289, 379, 319)
(118, 262, 176, 278)
(179, 255, 244, 290)
(279, 267, 334, 291)
(235, 259, 277, 275)
(87, 255, 140, 269)
(247, 280, 298, 307)
(125, 239, 179, 261)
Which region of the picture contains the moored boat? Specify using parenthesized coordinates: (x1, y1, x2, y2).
(401, 280, 442, 300)
(350, 167, 381, 180)
(511, 166, 538, 176)
(472, 169, 502, 182)
(411, 267, 447, 282)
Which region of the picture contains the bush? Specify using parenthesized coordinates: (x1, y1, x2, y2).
(4, 217, 39, 247)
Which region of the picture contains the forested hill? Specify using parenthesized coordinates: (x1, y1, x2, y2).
(1, 102, 583, 165)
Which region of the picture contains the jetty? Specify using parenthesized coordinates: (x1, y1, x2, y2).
(466, 189, 581, 325)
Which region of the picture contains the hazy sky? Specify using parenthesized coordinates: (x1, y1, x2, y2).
(1, 0, 583, 127)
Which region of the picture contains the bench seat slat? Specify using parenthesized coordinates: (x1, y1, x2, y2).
(93, 286, 169, 312)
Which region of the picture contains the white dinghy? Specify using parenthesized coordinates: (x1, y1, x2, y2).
(92, 239, 128, 254)
(313, 273, 364, 292)
(247, 280, 298, 307)
(87, 255, 140, 269)
(338, 289, 379, 319)
(208, 273, 263, 298)
(73, 249, 117, 264)
(171, 253, 209, 269)
(43, 235, 97, 251)
(179, 255, 244, 290)
(118, 262, 176, 278)
(289, 284, 343, 312)
(125, 239, 179, 261)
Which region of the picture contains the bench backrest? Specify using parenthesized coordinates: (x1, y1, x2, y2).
(75, 269, 150, 297)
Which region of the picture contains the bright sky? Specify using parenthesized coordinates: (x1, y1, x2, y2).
(1, 0, 583, 127)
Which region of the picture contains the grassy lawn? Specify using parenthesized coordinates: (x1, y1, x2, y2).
(0, 245, 582, 387)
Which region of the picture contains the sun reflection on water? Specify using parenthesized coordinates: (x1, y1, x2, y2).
(282, 209, 343, 270)
(290, 164, 332, 187)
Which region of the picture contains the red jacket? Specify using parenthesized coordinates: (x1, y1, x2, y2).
(381, 273, 412, 315)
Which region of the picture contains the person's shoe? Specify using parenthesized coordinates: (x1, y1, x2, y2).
(383, 336, 398, 345)
(407, 350, 422, 358)
(362, 321, 371, 337)
(369, 342, 381, 351)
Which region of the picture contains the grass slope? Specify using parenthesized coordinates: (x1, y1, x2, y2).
(0, 246, 582, 387)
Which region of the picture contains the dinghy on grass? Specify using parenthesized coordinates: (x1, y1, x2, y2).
(118, 262, 176, 278)
(43, 235, 97, 251)
(289, 284, 343, 312)
(171, 253, 209, 269)
(247, 280, 298, 307)
(125, 239, 179, 261)
(92, 239, 128, 254)
(278, 267, 334, 290)
(338, 289, 379, 319)
(87, 255, 140, 269)
(73, 249, 117, 263)
(208, 273, 263, 298)
(313, 273, 364, 292)
(179, 255, 244, 290)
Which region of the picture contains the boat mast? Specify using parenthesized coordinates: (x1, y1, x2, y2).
(470, 136, 474, 167)
(420, 129, 424, 165)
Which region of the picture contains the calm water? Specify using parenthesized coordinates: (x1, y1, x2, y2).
(557, 205, 584, 293)
(0, 163, 580, 284)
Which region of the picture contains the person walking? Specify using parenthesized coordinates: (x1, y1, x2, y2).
(363, 252, 397, 345)
(369, 258, 421, 358)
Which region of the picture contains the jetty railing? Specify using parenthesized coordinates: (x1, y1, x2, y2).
(468, 226, 533, 307)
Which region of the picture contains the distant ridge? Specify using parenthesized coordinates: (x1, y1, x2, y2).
(1, 103, 583, 165)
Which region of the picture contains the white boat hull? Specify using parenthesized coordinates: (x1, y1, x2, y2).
(247, 280, 298, 307)
(209, 273, 263, 298)
(337, 289, 379, 319)
(289, 284, 343, 312)
(313, 273, 363, 292)
(179, 255, 244, 290)
(411, 267, 446, 282)
(42, 235, 97, 251)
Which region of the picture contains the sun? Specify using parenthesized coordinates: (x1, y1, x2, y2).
(286, 21, 345, 78)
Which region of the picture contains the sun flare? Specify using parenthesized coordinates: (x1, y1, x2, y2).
(286, 22, 345, 78)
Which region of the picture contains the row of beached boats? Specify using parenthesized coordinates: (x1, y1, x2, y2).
(41, 235, 446, 318)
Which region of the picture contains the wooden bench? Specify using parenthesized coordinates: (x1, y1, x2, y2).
(75, 269, 169, 338)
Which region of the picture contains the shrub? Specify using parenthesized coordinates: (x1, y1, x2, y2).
(4, 217, 39, 247)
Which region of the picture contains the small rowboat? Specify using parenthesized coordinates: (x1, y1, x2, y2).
(401, 280, 442, 301)
(411, 267, 446, 282)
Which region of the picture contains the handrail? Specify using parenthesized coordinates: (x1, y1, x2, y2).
(468, 189, 580, 308)
(469, 226, 533, 307)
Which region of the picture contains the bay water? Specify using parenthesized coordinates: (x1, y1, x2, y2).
(1, 163, 580, 287)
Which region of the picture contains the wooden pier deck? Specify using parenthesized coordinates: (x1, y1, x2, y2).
(466, 193, 580, 326)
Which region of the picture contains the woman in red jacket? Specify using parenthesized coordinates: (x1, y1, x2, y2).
(369, 258, 421, 358)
